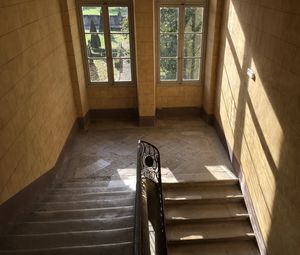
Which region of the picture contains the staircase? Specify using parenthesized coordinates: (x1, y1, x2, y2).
(163, 179, 260, 255)
(0, 178, 135, 255)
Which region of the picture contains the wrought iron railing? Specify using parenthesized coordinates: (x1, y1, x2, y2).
(134, 140, 167, 255)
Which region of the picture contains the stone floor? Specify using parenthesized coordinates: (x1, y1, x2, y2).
(59, 116, 236, 185)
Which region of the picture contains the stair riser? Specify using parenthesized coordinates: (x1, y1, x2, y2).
(0, 242, 133, 255)
(49, 187, 133, 194)
(166, 216, 250, 225)
(163, 181, 239, 190)
(46, 193, 135, 202)
(12, 217, 134, 234)
(38, 198, 134, 211)
(29, 207, 134, 221)
(0, 229, 133, 250)
(164, 197, 244, 205)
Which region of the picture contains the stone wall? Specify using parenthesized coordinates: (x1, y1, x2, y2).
(0, 0, 77, 204)
(214, 1, 300, 254)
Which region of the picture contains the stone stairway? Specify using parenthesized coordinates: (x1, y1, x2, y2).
(163, 179, 260, 255)
(0, 178, 135, 255)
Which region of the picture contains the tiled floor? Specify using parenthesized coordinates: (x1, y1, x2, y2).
(59, 116, 236, 184)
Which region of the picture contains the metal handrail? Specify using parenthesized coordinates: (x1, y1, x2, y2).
(134, 140, 167, 255)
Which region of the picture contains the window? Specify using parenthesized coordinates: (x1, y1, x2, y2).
(78, 1, 135, 85)
(158, 1, 206, 84)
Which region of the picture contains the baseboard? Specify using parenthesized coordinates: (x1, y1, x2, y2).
(78, 111, 90, 130)
(139, 116, 156, 126)
(156, 107, 202, 119)
(89, 108, 138, 121)
(213, 117, 268, 255)
(0, 120, 79, 234)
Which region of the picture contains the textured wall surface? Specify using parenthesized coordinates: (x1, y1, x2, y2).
(215, 1, 300, 254)
(0, 0, 77, 204)
(134, 0, 156, 117)
(156, 85, 202, 108)
(62, 0, 88, 117)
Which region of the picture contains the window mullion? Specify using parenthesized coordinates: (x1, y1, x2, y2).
(177, 5, 184, 84)
(103, 5, 114, 85)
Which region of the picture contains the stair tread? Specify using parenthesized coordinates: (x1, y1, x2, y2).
(164, 184, 242, 200)
(28, 206, 134, 221)
(165, 202, 248, 221)
(11, 216, 134, 234)
(167, 221, 254, 242)
(0, 241, 133, 254)
(37, 198, 134, 210)
(168, 240, 260, 255)
(0, 228, 133, 249)
(163, 179, 239, 188)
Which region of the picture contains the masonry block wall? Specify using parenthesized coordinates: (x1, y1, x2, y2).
(0, 0, 77, 204)
(61, 0, 89, 117)
(214, 1, 300, 254)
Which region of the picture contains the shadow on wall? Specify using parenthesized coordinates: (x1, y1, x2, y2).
(215, 0, 300, 254)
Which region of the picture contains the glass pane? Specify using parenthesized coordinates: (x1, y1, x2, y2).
(184, 34, 202, 57)
(160, 34, 178, 57)
(160, 58, 177, 81)
(88, 58, 108, 82)
(82, 7, 104, 33)
(183, 58, 201, 80)
(85, 34, 106, 57)
(111, 34, 130, 57)
(113, 59, 132, 81)
(160, 7, 179, 32)
(109, 7, 129, 33)
(184, 7, 203, 33)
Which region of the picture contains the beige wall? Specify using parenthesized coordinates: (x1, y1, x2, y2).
(0, 0, 77, 204)
(156, 85, 202, 108)
(62, 0, 89, 117)
(134, 0, 156, 117)
(215, 1, 300, 254)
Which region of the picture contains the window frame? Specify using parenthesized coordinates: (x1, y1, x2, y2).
(156, 0, 208, 86)
(77, 0, 136, 86)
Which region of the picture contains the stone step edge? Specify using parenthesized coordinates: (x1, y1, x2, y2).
(33, 205, 134, 214)
(2, 227, 134, 238)
(167, 233, 255, 245)
(0, 241, 133, 253)
(165, 215, 250, 224)
(164, 196, 244, 204)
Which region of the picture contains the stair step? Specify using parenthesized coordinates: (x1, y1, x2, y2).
(163, 179, 239, 189)
(37, 197, 134, 211)
(46, 191, 135, 202)
(0, 241, 132, 255)
(167, 221, 255, 244)
(163, 182, 242, 200)
(28, 206, 134, 221)
(168, 240, 260, 255)
(0, 228, 133, 250)
(165, 201, 248, 221)
(11, 216, 134, 234)
(164, 196, 244, 205)
(58, 180, 135, 189)
(48, 186, 132, 194)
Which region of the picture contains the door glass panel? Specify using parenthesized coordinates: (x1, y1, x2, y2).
(111, 34, 130, 57)
(88, 58, 108, 82)
(109, 7, 129, 33)
(183, 58, 201, 80)
(85, 34, 106, 57)
(160, 58, 177, 81)
(160, 7, 179, 32)
(160, 34, 178, 57)
(113, 59, 132, 81)
(184, 7, 203, 33)
(184, 34, 202, 57)
(82, 7, 104, 33)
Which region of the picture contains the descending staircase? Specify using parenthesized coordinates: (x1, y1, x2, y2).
(163, 179, 260, 255)
(0, 178, 135, 255)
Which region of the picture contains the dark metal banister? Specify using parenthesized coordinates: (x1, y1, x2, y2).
(134, 140, 168, 255)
